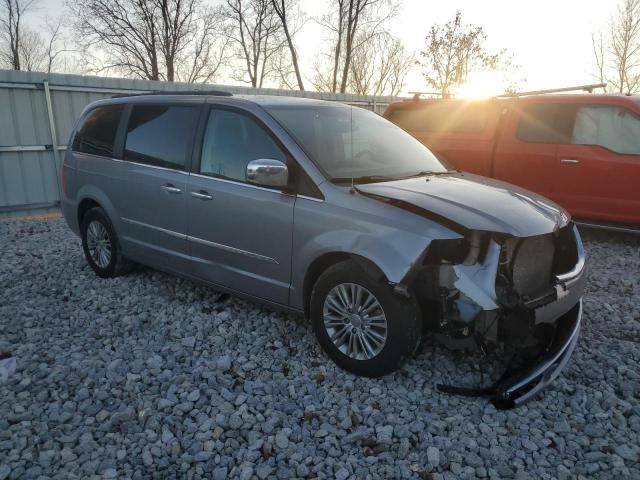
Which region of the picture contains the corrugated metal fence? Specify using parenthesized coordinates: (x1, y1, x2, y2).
(0, 70, 401, 214)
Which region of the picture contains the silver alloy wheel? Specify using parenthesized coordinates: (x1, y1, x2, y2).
(86, 220, 112, 268)
(323, 282, 388, 360)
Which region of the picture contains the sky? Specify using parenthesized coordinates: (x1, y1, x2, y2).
(30, 0, 620, 96)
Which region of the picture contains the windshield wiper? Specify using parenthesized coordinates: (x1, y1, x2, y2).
(331, 175, 398, 184)
(404, 169, 457, 179)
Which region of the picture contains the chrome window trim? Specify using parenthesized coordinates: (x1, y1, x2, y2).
(71, 151, 118, 161)
(115, 157, 189, 174)
(188, 235, 279, 265)
(122, 217, 278, 265)
(72, 153, 190, 175)
(190, 173, 322, 200)
(121, 217, 187, 239)
(189, 172, 288, 194)
(297, 194, 324, 203)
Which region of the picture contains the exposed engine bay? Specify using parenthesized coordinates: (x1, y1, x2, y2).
(406, 223, 585, 409)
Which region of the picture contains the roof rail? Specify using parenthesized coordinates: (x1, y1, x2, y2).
(112, 89, 233, 99)
(495, 83, 607, 98)
(407, 91, 445, 100)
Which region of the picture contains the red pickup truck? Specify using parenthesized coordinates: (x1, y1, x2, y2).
(383, 94, 640, 227)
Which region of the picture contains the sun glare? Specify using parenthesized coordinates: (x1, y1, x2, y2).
(455, 71, 505, 99)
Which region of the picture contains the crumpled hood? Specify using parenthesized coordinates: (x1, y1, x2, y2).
(356, 172, 570, 237)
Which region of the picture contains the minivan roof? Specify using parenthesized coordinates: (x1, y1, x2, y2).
(234, 95, 340, 107)
(105, 92, 339, 108)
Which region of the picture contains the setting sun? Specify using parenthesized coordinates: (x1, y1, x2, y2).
(455, 71, 506, 98)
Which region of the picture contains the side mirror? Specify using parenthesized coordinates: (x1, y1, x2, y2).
(246, 159, 289, 188)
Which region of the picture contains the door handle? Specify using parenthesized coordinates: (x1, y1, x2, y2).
(560, 159, 580, 165)
(191, 191, 213, 200)
(161, 184, 182, 194)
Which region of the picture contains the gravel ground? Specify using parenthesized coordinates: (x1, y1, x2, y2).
(0, 217, 639, 480)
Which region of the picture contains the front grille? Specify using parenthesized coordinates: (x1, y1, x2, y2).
(506, 234, 555, 299)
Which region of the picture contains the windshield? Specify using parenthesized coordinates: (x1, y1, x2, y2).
(265, 104, 448, 183)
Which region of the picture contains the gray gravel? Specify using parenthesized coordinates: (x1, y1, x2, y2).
(1, 217, 639, 479)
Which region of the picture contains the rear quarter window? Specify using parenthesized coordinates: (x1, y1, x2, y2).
(72, 104, 124, 157)
(387, 102, 488, 133)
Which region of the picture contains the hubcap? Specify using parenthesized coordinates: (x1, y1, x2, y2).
(323, 283, 387, 360)
(86, 220, 112, 268)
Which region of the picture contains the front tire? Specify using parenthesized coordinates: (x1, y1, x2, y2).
(80, 207, 131, 278)
(310, 260, 422, 377)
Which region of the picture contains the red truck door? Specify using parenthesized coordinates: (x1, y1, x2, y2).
(492, 102, 569, 200)
(554, 104, 640, 224)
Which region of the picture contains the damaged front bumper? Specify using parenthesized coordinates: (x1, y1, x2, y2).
(437, 300, 582, 408)
(427, 224, 587, 408)
(489, 299, 582, 408)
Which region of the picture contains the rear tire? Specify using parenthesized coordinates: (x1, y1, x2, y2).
(80, 207, 131, 278)
(310, 260, 422, 377)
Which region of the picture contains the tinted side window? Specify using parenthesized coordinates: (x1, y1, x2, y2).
(573, 105, 640, 154)
(517, 104, 575, 144)
(388, 103, 488, 133)
(124, 105, 198, 170)
(200, 109, 286, 182)
(72, 105, 124, 157)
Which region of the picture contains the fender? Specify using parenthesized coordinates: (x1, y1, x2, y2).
(290, 228, 445, 311)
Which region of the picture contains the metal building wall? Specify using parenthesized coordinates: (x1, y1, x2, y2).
(0, 69, 401, 213)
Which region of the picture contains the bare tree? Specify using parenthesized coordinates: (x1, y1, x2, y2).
(175, 6, 230, 83)
(594, 0, 640, 93)
(43, 18, 76, 73)
(270, 45, 297, 89)
(612, 0, 640, 92)
(223, 0, 284, 88)
(70, 0, 228, 82)
(1, 1, 71, 73)
(16, 28, 43, 70)
(270, 0, 304, 90)
(592, 32, 608, 91)
(314, 0, 396, 93)
(417, 11, 502, 97)
(349, 30, 411, 96)
(0, 0, 37, 70)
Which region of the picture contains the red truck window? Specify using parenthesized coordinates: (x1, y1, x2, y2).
(388, 103, 487, 133)
(516, 104, 575, 144)
(573, 105, 640, 155)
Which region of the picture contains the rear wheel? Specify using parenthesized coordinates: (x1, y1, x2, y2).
(310, 260, 421, 377)
(80, 207, 131, 278)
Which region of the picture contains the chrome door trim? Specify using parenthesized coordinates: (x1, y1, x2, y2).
(559, 159, 580, 165)
(188, 234, 279, 265)
(121, 217, 187, 239)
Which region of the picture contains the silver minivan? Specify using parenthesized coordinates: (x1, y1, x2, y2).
(61, 92, 586, 408)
